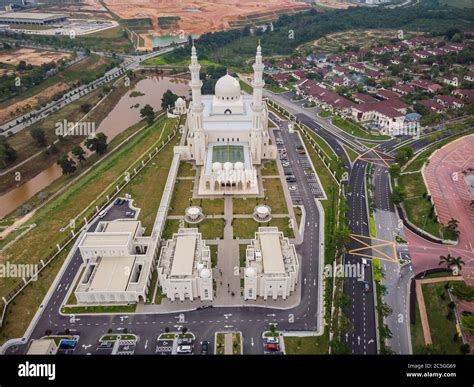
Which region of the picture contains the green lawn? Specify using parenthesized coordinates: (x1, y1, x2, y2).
(168, 179, 195, 216)
(300, 127, 340, 173)
(143, 54, 219, 67)
(239, 244, 247, 267)
(192, 198, 224, 216)
(398, 173, 444, 238)
(261, 159, 279, 176)
(177, 161, 196, 177)
(118, 118, 179, 233)
(61, 304, 137, 314)
(332, 117, 390, 141)
(233, 178, 288, 214)
(412, 283, 463, 354)
(162, 218, 224, 240)
(284, 331, 329, 354)
(210, 245, 218, 268)
(154, 286, 164, 304)
(369, 213, 376, 238)
(319, 110, 332, 118)
(232, 217, 294, 239)
(343, 144, 359, 162)
(239, 80, 253, 94)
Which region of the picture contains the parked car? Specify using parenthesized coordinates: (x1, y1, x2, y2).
(177, 345, 193, 354)
(178, 337, 193, 345)
(125, 211, 135, 218)
(266, 337, 279, 344)
(266, 343, 280, 352)
(286, 176, 296, 183)
(114, 198, 121, 205)
(98, 210, 108, 219)
(288, 185, 297, 191)
(201, 341, 209, 355)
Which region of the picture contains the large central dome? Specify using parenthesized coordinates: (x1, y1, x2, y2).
(215, 74, 241, 100)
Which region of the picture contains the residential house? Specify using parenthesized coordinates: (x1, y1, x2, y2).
(393, 83, 416, 95)
(434, 94, 464, 109)
(443, 75, 459, 87)
(453, 89, 474, 102)
(464, 71, 474, 82)
(348, 62, 366, 73)
(417, 99, 445, 114)
(409, 80, 443, 93)
(375, 88, 402, 100)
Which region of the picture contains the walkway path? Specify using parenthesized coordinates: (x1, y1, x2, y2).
(214, 197, 240, 305)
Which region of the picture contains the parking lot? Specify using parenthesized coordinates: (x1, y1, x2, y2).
(274, 129, 325, 206)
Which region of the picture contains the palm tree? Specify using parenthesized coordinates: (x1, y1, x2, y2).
(439, 254, 453, 269)
(439, 254, 465, 275)
(446, 218, 460, 236)
(450, 256, 465, 275)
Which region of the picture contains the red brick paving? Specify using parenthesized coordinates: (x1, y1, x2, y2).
(406, 134, 474, 284)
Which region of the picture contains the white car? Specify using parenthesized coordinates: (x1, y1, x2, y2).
(288, 185, 297, 191)
(98, 210, 108, 219)
(266, 337, 279, 344)
(177, 345, 193, 354)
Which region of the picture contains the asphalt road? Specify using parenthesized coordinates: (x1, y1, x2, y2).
(267, 91, 378, 354)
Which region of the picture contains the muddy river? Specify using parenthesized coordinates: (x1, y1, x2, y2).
(0, 76, 190, 219)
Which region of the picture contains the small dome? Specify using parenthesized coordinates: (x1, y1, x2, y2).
(245, 267, 257, 277)
(212, 162, 222, 172)
(223, 162, 233, 171)
(215, 74, 241, 99)
(200, 268, 211, 279)
(176, 97, 185, 106)
(234, 162, 244, 171)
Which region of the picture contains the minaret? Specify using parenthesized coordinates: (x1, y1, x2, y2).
(251, 42, 265, 129)
(250, 43, 265, 164)
(189, 43, 203, 130)
(188, 44, 205, 165)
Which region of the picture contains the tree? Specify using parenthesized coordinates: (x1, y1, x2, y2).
(80, 103, 92, 113)
(390, 186, 405, 205)
(161, 89, 178, 111)
(389, 163, 401, 179)
(334, 226, 351, 254)
(30, 127, 47, 147)
(0, 138, 17, 166)
(395, 146, 414, 165)
(57, 154, 76, 175)
(140, 104, 155, 125)
(85, 133, 108, 155)
(449, 256, 465, 275)
(72, 145, 86, 163)
(439, 254, 465, 275)
(446, 218, 460, 237)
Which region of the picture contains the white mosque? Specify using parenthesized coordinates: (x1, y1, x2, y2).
(181, 44, 277, 196)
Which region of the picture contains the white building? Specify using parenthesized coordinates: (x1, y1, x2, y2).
(182, 44, 277, 196)
(157, 228, 213, 302)
(173, 97, 187, 115)
(27, 339, 58, 355)
(244, 227, 299, 301)
(75, 220, 155, 304)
